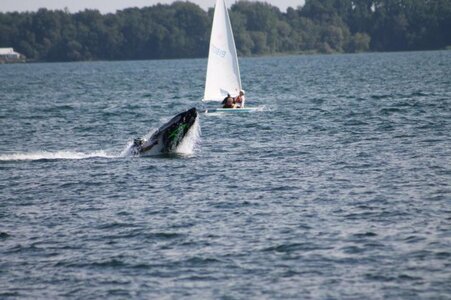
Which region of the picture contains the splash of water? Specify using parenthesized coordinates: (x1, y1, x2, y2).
(119, 141, 137, 157)
(176, 117, 201, 155)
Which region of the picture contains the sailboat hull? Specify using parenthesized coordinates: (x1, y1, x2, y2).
(205, 107, 257, 113)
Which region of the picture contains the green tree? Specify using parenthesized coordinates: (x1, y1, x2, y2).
(1, 0, 450, 62)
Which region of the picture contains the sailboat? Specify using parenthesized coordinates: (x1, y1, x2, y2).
(203, 0, 253, 113)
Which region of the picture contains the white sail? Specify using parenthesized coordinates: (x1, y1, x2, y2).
(203, 0, 242, 101)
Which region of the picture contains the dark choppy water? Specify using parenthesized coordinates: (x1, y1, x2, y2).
(1, 51, 450, 299)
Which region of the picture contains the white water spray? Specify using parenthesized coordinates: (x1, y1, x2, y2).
(175, 117, 201, 155)
(0, 150, 115, 161)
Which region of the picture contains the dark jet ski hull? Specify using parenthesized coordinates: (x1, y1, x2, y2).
(131, 107, 198, 155)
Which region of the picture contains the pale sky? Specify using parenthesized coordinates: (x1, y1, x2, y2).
(0, 0, 305, 13)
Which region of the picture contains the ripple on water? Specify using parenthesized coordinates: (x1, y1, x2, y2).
(1, 51, 450, 298)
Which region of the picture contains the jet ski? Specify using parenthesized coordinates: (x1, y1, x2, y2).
(130, 107, 198, 155)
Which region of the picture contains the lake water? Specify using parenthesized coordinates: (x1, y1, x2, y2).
(1, 51, 450, 299)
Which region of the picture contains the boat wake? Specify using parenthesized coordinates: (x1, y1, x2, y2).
(1, 113, 201, 162)
(0, 150, 115, 162)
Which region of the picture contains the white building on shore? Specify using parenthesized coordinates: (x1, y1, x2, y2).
(0, 48, 25, 63)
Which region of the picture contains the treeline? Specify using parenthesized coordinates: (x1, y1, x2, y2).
(0, 0, 450, 62)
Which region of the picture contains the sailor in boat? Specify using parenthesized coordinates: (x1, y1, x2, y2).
(234, 90, 245, 108)
(222, 93, 235, 108)
(220, 90, 245, 109)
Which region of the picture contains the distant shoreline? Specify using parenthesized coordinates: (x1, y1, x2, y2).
(4, 48, 446, 65)
(1, 1, 450, 63)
